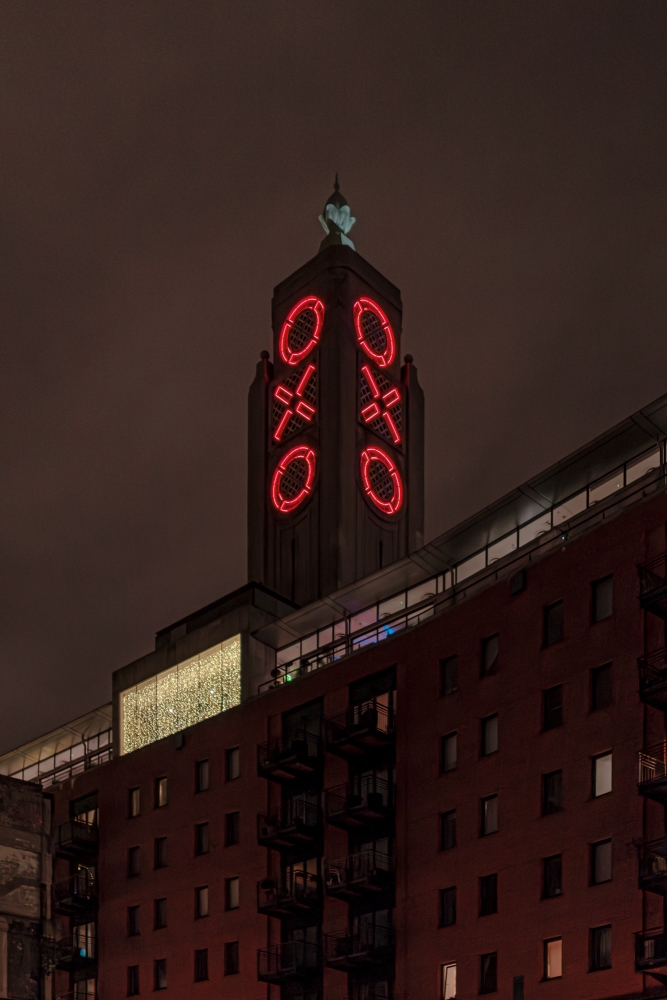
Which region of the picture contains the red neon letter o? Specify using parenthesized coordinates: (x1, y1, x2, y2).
(360, 446, 403, 515)
(271, 445, 317, 513)
(353, 298, 396, 368)
(278, 297, 325, 366)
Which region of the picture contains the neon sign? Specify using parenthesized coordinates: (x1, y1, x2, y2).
(271, 445, 317, 513)
(360, 364, 401, 444)
(360, 446, 403, 515)
(273, 364, 317, 442)
(353, 297, 396, 368)
(278, 297, 325, 366)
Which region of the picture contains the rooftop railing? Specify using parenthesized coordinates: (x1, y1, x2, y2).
(8, 729, 112, 788)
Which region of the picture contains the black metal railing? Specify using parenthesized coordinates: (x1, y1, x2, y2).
(257, 798, 322, 848)
(326, 778, 394, 829)
(639, 840, 667, 894)
(56, 821, 98, 858)
(636, 928, 667, 971)
(55, 932, 96, 972)
(324, 926, 394, 971)
(326, 703, 395, 758)
(324, 851, 394, 899)
(257, 730, 322, 782)
(53, 873, 97, 914)
(257, 870, 322, 915)
(639, 649, 667, 708)
(638, 743, 667, 803)
(257, 940, 321, 983)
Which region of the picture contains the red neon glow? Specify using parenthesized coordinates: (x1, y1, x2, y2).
(295, 400, 315, 420)
(295, 364, 316, 397)
(361, 364, 380, 399)
(278, 297, 325, 366)
(382, 387, 401, 408)
(360, 446, 403, 515)
(361, 402, 381, 422)
(274, 385, 293, 406)
(273, 408, 293, 443)
(382, 411, 401, 445)
(271, 445, 317, 513)
(353, 298, 396, 368)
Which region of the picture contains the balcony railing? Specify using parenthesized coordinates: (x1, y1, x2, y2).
(56, 993, 96, 1000)
(638, 554, 667, 620)
(56, 821, 98, 859)
(55, 935, 96, 973)
(257, 870, 322, 917)
(639, 649, 667, 709)
(636, 928, 667, 972)
(324, 851, 395, 901)
(53, 873, 97, 916)
(257, 730, 322, 783)
(639, 840, 667, 895)
(257, 798, 323, 850)
(326, 703, 395, 760)
(257, 940, 321, 983)
(638, 744, 667, 803)
(326, 778, 394, 831)
(324, 926, 394, 973)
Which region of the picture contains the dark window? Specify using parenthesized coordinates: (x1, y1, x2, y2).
(482, 714, 498, 756)
(224, 941, 239, 976)
(155, 777, 168, 808)
(154, 897, 167, 929)
(129, 788, 140, 818)
(542, 770, 563, 814)
(590, 925, 612, 970)
(127, 905, 140, 936)
(479, 873, 498, 915)
(195, 823, 209, 856)
(591, 840, 612, 884)
(195, 759, 209, 793)
(195, 885, 209, 918)
(226, 747, 240, 781)
(439, 886, 456, 927)
(593, 576, 613, 622)
(480, 952, 497, 993)
(481, 795, 498, 835)
(543, 855, 562, 898)
(128, 846, 140, 877)
(284, 698, 323, 743)
(225, 877, 239, 910)
(513, 976, 524, 1000)
(440, 655, 458, 696)
(592, 663, 612, 710)
(127, 965, 140, 996)
(350, 666, 396, 704)
(440, 810, 456, 850)
(194, 948, 209, 982)
(154, 837, 167, 869)
(225, 812, 240, 846)
(482, 634, 499, 676)
(544, 601, 564, 646)
(154, 958, 167, 990)
(543, 685, 563, 730)
(441, 732, 457, 772)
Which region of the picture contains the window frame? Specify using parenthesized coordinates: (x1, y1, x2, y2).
(129, 787, 141, 818)
(439, 886, 456, 927)
(154, 958, 167, 991)
(591, 663, 613, 711)
(224, 940, 239, 976)
(127, 904, 140, 936)
(479, 873, 498, 916)
(225, 811, 240, 847)
(592, 751, 613, 798)
(440, 732, 458, 773)
(154, 836, 167, 869)
(127, 965, 140, 997)
(542, 854, 563, 899)
(481, 794, 498, 836)
(590, 924, 612, 971)
(195, 822, 210, 856)
(194, 948, 209, 983)
(479, 951, 498, 994)
(542, 685, 563, 730)
(544, 937, 563, 980)
(481, 714, 499, 756)
(440, 809, 456, 851)
(195, 885, 209, 918)
(195, 759, 209, 793)
(481, 634, 499, 677)
(592, 575, 613, 623)
(591, 839, 612, 885)
(543, 600, 564, 647)
(154, 897, 167, 930)
(226, 747, 240, 781)
(127, 846, 140, 877)
(155, 776, 168, 808)
(542, 769, 563, 815)
(440, 655, 458, 696)
(225, 876, 240, 911)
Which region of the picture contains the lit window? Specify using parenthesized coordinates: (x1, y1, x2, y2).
(195, 885, 209, 918)
(590, 925, 612, 970)
(156, 777, 168, 808)
(442, 962, 456, 999)
(195, 759, 209, 793)
(482, 714, 498, 756)
(226, 877, 239, 910)
(592, 576, 613, 622)
(482, 634, 499, 676)
(441, 733, 457, 772)
(129, 788, 140, 818)
(593, 753, 612, 797)
(545, 938, 562, 979)
(544, 601, 564, 646)
(591, 840, 612, 884)
(226, 747, 240, 781)
(481, 795, 498, 836)
(154, 959, 167, 991)
(154, 837, 167, 869)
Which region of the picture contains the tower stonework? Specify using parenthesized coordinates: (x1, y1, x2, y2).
(248, 192, 424, 605)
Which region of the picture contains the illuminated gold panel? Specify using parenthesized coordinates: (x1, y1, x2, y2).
(120, 635, 241, 754)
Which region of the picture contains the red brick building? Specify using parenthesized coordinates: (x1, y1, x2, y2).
(3, 185, 667, 1000)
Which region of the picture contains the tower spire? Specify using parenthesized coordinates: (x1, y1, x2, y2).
(318, 175, 356, 251)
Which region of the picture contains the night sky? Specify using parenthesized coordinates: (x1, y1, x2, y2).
(1, 2, 666, 754)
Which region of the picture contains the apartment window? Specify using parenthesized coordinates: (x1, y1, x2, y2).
(224, 940, 239, 976)
(513, 976, 524, 1000)
(442, 962, 457, 999)
(225, 877, 239, 910)
(127, 966, 139, 996)
(482, 714, 498, 755)
(481, 634, 499, 676)
(129, 788, 140, 818)
(195, 823, 210, 856)
(128, 846, 140, 877)
(154, 837, 167, 869)
(441, 732, 457, 772)
(154, 897, 167, 930)
(544, 600, 564, 646)
(154, 958, 167, 990)
(590, 925, 612, 970)
(543, 854, 562, 898)
(439, 886, 456, 927)
(542, 770, 563, 814)
(440, 810, 456, 850)
(481, 795, 498, 835)
(592, 663, 612, 710)
(226, 747, 240, 781)
(440, 655, 458, 696)
(195, 759, 209, 793)
(195, 886, 209, 918)
(127, 905, 140, 936)
(194, 948, 209, 982)
(591, 839, 612, 884)
(225, 812, 240, 846)
(593, 575, 613, 622)
(544, 937, 562, 979)
(543, 685, 563, 730)
(156, 777, 168, 808)
(480, 952, 497, 993)
(593, 752, 612, 797)
(479, 873, 498, 915)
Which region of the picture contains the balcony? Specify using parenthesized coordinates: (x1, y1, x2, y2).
(639, 555, 667, 620)
(639, 840, 667, 895)
(326, 704, 395, 761)
(55, 936, 96, 975)
(324, 926, 394, 974)
(325, 779, 394, 832)
(54, 873, 97, 917)
(257, 940, 321, 984)
(257, 730, 323, 784)
(639, 744, 667, 804)
(324, 851, 395, 902)
(639, 649, 667, 710)
(257, 870, 322, 918)
(56, 821, 98, 860)
(636, 928, 667, 974)
(257, 799, 323, 850)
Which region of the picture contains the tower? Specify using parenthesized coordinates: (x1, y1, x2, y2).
(248, 181, 424, 605)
